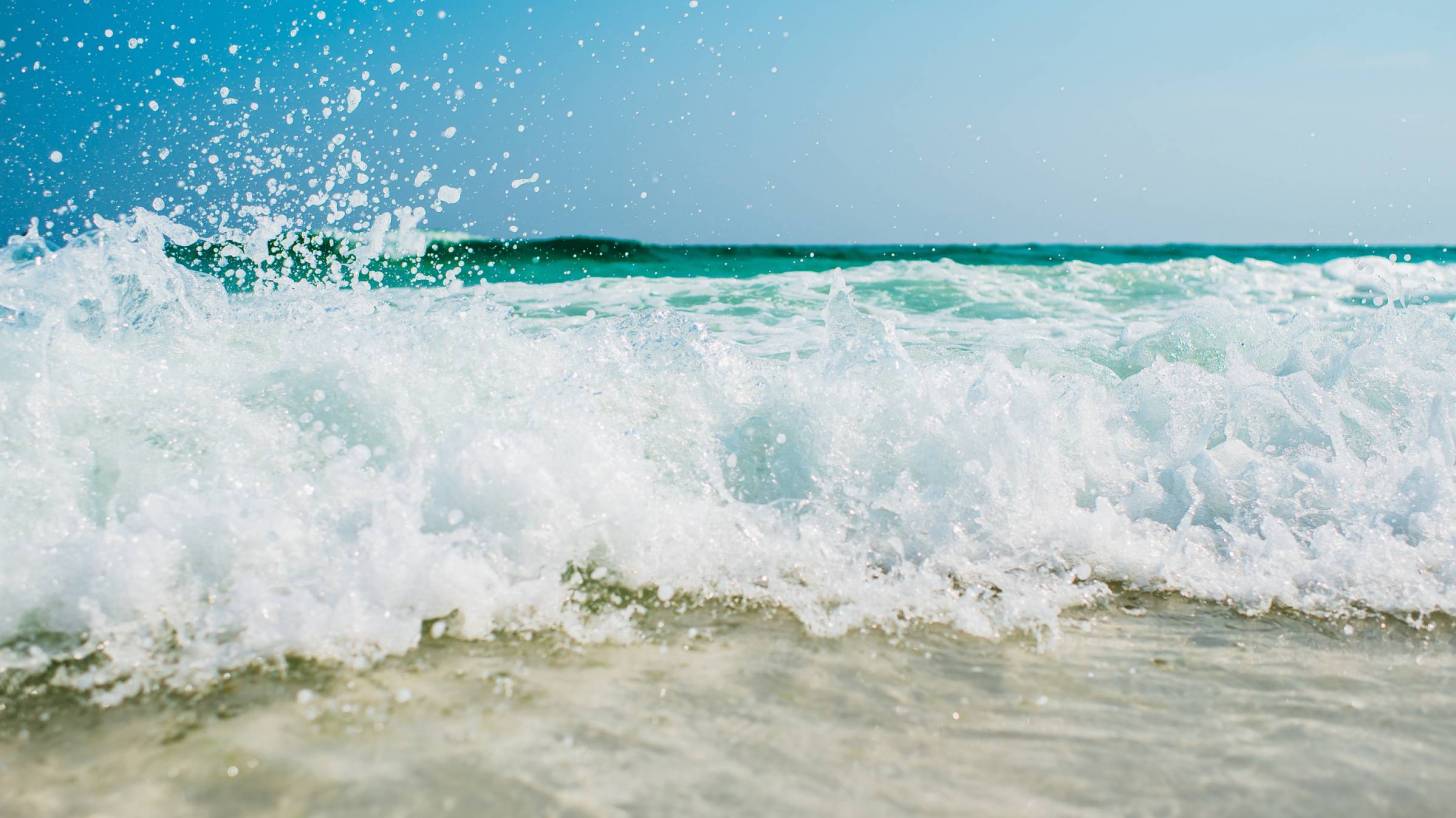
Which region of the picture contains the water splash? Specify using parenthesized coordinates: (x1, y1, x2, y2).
(3, 216, 1456, 702)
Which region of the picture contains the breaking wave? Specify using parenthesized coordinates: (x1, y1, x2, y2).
(4, 214, 1456, 702)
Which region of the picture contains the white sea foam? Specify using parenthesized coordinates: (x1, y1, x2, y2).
(3, 216, 1456, 702)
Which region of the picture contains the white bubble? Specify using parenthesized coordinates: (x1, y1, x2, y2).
(48, 150, 62, 163)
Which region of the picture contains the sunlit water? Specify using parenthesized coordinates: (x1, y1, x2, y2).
(5, 600, 1455, 817)
(4, 218, 1456, 813)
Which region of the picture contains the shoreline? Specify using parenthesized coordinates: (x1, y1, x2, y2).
(6, 595, 1454, 816)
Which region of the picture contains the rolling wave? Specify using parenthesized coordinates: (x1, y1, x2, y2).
(3, 213, 1456, 703)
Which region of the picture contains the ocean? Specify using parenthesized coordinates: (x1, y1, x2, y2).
(4, 216, 1456, 814)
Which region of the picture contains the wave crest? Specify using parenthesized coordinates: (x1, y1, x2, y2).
(3, 217, 1456, 702)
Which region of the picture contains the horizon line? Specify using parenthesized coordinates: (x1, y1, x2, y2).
(404, 233, 1456, 250)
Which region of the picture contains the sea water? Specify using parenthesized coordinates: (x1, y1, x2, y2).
(3, 218, 1456, 814)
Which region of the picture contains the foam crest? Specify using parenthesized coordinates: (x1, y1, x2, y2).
(4, 219, 1456, 702)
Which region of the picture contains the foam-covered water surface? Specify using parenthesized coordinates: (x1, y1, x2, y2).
(4, 216, 1456, 702)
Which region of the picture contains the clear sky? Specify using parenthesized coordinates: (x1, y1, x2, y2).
(2, 0, 1453, 243)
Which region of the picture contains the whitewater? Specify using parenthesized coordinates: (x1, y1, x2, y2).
(3, 213, 1455, 706)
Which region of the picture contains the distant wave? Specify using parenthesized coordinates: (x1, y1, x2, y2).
(167, 230, 1456, 290)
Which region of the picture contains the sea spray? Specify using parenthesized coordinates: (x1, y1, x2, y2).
(3, 216, 1456, 702)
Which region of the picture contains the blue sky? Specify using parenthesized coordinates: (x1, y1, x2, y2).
(2, 0, 1453, 243)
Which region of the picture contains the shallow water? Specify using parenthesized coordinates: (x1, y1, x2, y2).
(5, 596, 1455, 817)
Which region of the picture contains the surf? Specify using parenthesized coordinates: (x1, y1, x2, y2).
(3, 212, 1456, 704)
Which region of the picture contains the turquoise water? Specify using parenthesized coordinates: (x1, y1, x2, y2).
(170, 235, 1455, 289)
